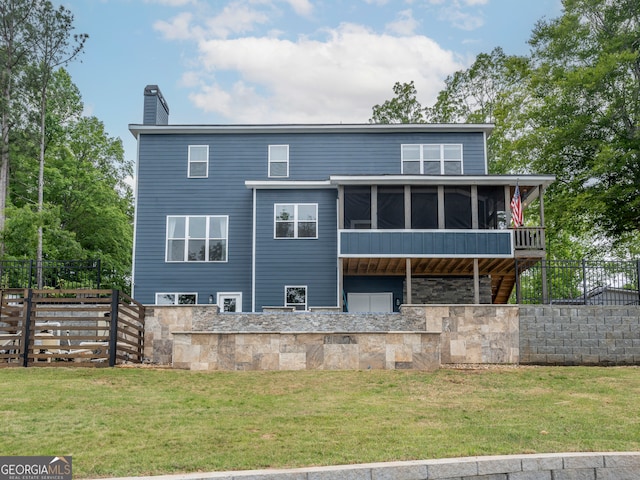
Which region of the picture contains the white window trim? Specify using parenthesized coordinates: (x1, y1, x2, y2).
(165, 215, 229, 263)
(155, 292, 198, 305)
(188, 145, 209, 178)
(217, 292, 243, 312)
(284, 285, 307, 310)
(274, 203, 318, 239)
(268, 144, 289, 178)
(401, 144, 463, 175)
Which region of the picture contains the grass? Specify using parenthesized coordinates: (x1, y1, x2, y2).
(1, 366, 640, 478)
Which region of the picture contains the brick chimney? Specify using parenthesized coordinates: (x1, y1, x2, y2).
(143, 85, 169, 125)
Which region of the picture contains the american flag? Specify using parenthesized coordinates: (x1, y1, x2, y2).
(511, 184, 523, 228)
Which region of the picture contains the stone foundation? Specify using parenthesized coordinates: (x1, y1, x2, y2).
(172, 331, 440, 371)
(405, 276, 492, 304)
(144, 304, 520, 369)
(144, 303, 640, 369)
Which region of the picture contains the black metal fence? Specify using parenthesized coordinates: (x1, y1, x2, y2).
(0, 260, 103, 290)
(515, 259, 640, 305)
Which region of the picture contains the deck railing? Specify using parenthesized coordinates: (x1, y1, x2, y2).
(513, 227, 545, 250)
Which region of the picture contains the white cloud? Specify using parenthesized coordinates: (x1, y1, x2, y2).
(284, 0, 313, 16)
(446, 7, 484, 31)
(185, 23, 463, 123)
(204, 3, 271, 39)
(154, 12, 198, 40)
(385, 9, 419, 36)
(144, 0, 198, 5)
(154, 2, 271, 40)
(431, 0, 486, 31)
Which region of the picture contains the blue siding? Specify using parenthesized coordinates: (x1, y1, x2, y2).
(339, 230, 512, 256)
(133, 128, 489, 306)
(255, 189, 338, 310)
(134, 134, 254, 308)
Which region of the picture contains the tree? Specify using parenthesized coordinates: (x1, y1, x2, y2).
(0, 0, 38, 254)
(370, 81, 425, 124)
(425, 47, 534, 175)
(526, 0, 640, 251)
(24, 0, 86, 286)
(3, 69, 133, 290)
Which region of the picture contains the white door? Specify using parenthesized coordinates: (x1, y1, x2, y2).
(347, 292, 393, 312)
(217, 292, 242, 312)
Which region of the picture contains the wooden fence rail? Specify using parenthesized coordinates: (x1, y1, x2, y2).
(0, 289, 145, 367)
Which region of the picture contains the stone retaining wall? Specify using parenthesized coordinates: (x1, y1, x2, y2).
(143, 305, 519, 368)
(172, 332, 440, 371)
(107, 452, 640, 480)
(144, 304, 640, 368)
(520, 305, 640, 365)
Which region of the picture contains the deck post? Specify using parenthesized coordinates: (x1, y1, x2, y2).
(405, 258, 412, 305)
(109, 289, 120, 367)
(473, 259, 480, 304)
(515, 259, 522, 304)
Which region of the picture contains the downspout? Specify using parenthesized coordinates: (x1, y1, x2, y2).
(336, 189, 343, 309)
(251, 187, 257, 312)
(131, 135, 140, 299)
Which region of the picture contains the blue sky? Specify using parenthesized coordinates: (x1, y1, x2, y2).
(63, 0, 563, 167)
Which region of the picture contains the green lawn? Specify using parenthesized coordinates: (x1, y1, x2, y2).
(1, 366, 639, 478)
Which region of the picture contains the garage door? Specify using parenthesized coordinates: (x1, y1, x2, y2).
(347, 292, 393, 312)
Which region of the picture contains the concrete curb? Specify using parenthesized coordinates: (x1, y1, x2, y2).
(103, 452, 640, 480)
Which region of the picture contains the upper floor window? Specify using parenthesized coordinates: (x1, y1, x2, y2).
(268, 145, 289, 178)
(188, 145, 209, 178)
(274, 204, 317, 239)
(401, 144, 463, 175)
(166, 215, 228, 262)
(155, 293, 197, 305)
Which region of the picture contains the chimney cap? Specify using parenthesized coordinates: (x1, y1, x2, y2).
(144, 84, 169, 114)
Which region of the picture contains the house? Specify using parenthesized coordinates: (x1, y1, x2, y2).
(129, 85, 554, 312)
(553, 286, 640, 306)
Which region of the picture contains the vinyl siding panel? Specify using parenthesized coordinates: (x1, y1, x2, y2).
(339, 230, 512, 256)
(133, 129, 489, 306)
(134, 134, 255, 308)
(255, 189, 338, 310)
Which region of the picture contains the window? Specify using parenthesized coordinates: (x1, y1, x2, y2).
(155, 293, 197, 305)
(269, 145, 289, 178)
(401, 144, 463, 174)
(285, 286, 307, 310)
(188, 145, 209, 178)
(274, 204, 317, 238)
(166, 215, 228, 262)
(217, 292, 242, 312)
